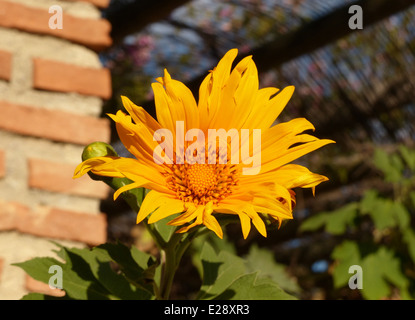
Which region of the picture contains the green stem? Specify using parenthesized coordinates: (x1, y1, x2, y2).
(159, 232, 183, 299)
(158, 227, 211, 299)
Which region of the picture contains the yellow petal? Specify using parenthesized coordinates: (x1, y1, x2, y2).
(152, 82, 177, 134)
(236, 179, 293, 211)
(253, 202, 293, 221)
(75, 156, 172, 196)
(108, 111, 168, 168)
(137, 190, 183, 224)
(203, 212, 223, 239)
(244, 206, 267, 238)
(211, 56, 257, 130)
(147, 198, 185, 224)
(198, 49, 238, 131)
(237, 211, 251, 239)
(261, 117, 316, 151)
(121, 95, 161, 133)
(214, 201, 253, 239)
(176, 220, 200, 234)
(168, 206, 201, 226)
(261, 138, 335, 173)
(73, 156, 122, 179)
(156, 69, 199, 132)
(202, 202, 223, 239)
(271, 164, 329, 189)
(113, 181, 145, 200)
(243, 86, 294, 130)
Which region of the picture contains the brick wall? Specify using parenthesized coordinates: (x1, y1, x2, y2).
(0, 0, 112, 299)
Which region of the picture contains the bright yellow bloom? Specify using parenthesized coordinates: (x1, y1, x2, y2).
(74, 49, 334, 239)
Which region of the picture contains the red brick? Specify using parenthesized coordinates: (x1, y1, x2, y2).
(33, 58, 112, 99)
(0, 200, 107, 245)
(0, 150, 5, 178)
(0, 1, 112, 50)
(25, 275, 66, 297)
(64, 0, 111, 8)
(19, 207, 108, 245)
(28, 158, 110, 200)
(0, 50, 12, 81)
(0, 258, 3, 283)
(0, 101, 111, 145)
(0, 201, 29, 231)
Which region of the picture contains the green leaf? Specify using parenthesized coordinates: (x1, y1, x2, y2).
(360, 252, 390, 300)
(391, 201, 410, 229)
(14, 242, 157, 300)
(110, 179, 145, 212)
(213, 273, 297, 300)
(361, 247, 409, 300)
(299, 212, 328, 232)
(197, 242, 246, 300)
(360, 191, 395, 230)
(369, 199, 396, 230)
(65, 246, 151, 300)
(359, 189, 379, 214)
(409, 191, 415, 209)
(332, 242, 411, 300)
(373, 148, 402, 182)
(325, 203, 358, 234)
(244, 244, 300, 294)
(300, 203, 357, 235)
(13, 256, 62, 287)
(398, 145, 415, 171)
(360, 191, 410, 231)
(190, 233, 237, 278)
(152, 214, 180, 244)
(95, 242, 156, 295)
(14, 255, 112, 300)
(403, 228, 415, 263)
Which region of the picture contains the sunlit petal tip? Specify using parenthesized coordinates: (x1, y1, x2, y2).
(212, 226, 224, 239)
(231, 211, 251, 239)
(136, 210, 149, 224)
(106, 110, 126, 122)
(225, 48, 238, 58)
(105, 112, 116, 120)
(120, 95, 137, 110)
(203, 212, 223, 239)
(113, 182, 141, 201)
(72, 163, 85, 179)
(248, 210, 267, 238)
(281, 85, 295, 98)
(120, 95, 130, 104)
(163, 68, 172, 80)
(176, 222, 198, 234)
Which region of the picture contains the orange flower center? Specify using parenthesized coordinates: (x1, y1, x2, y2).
(187, 164, 217, 196)
(164, 163, 239, 205)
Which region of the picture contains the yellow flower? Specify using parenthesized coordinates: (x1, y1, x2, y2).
(74, 49, 334, 239)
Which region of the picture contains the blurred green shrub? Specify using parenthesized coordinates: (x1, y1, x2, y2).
(300, 145, 415, 300)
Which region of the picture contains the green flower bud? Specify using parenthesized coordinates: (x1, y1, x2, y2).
(81, 142, 118, 181)
(81, 141, 118, 161)
(80, 142, 144, 211)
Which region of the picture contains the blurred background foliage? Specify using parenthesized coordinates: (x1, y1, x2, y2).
(96, 0, 415, 299)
